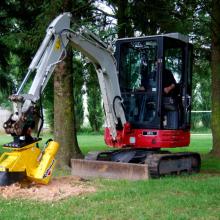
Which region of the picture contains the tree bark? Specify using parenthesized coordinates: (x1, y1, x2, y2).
(116, 0, 133, 38)
(211, 0, 220, 157)
(54, 47, 83, 168)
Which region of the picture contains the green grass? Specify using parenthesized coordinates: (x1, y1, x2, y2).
(1, 133, 220, 219)
(77, 134, 109, 155)
(169, 134, 212, 154)
(0, 176, 220, 219)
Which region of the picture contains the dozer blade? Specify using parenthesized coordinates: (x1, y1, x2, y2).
(71, 159, 149, 180)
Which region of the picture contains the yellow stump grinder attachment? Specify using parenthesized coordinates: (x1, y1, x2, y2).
(0, 139, 59, 186)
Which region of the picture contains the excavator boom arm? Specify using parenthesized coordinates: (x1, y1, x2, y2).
(5, 13, 126, 139)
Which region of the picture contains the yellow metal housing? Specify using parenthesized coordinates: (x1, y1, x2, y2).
(0, 140, 59, 184)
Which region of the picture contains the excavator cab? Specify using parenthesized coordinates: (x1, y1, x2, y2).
(105, 33, 193, 149)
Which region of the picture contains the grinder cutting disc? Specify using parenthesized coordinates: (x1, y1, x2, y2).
(0, 171, 25, 186)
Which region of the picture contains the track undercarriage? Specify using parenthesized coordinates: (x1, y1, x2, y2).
(71, 149, 201, 180)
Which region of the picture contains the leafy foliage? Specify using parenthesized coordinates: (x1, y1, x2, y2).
(86, 63, 104, 132)
(73, 56, 86, 130)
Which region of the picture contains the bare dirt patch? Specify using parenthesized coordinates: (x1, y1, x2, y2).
(0, 176, 96, 202)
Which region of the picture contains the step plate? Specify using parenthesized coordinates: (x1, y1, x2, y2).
(71, 159, 149, 180)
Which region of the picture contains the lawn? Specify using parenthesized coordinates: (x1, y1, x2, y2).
(0, 133, 220, 219)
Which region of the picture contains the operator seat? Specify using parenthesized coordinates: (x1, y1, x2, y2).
(163, 85, 180, 129)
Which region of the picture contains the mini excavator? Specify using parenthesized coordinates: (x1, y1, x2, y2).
(0, 13, 200, 185)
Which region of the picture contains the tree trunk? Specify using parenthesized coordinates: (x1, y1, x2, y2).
(116, 0, 133, 38)
(211, 0, 220, 157)
(54, 47, 83, 168)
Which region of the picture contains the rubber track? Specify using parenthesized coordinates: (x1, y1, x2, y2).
(145, 152, 201, 178)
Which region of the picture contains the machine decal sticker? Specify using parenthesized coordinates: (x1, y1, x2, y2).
(43, 159, 55, 178)
(55, 38, 61, 50)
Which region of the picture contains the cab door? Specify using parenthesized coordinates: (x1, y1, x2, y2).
(116, 38, 161, 129)
(163, 38, 192, 130)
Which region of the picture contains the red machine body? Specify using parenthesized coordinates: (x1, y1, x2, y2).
(104, 126, 190, 149)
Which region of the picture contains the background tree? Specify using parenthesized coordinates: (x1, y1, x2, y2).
(86, 63, 104, 132)
(73, 56, 85, 131)
(54, 46, 83, 167)
(210, 0, 220, 156)
(0, 0, 44, 106)
(51, 0, 95, 167)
